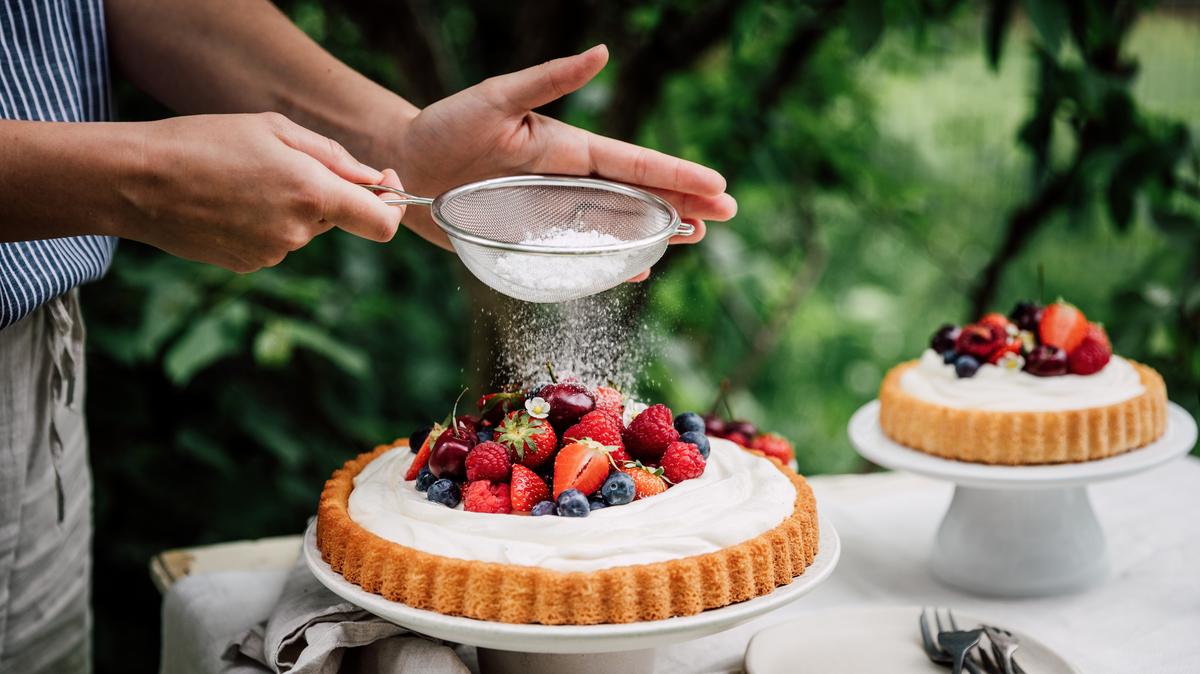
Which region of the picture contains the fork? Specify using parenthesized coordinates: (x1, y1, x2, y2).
(983, 625, 1024, 674)
(919, 607, 987, 674)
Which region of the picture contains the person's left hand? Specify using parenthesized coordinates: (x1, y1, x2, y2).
(388, 45, 736, 280)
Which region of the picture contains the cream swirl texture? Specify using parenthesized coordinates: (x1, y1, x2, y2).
(899, 349, 1144, 412)
(347, 438, 796, 572)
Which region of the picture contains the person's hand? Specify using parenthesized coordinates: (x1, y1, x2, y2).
(390, 45, 737, 272)
(116, 112, 405, 272)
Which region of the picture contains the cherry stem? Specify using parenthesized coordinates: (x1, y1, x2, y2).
(450, 387, 468, 432)
(545, 361, 558, 384)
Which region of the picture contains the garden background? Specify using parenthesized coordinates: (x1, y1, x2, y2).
(79, 1, 1199, 670)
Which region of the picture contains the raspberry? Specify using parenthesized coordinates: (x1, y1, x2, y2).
(463, 480, 512, 514)
(593, 386, 624, 421)
(1067, 323, 1111, 375)
(624, 404, 678, 463)
(465, 441, 512, 482)
(660, 441, 706, 483)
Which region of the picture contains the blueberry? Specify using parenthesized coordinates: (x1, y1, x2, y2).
(679, 430, 710, 459)
(954, 354, 982, 378)
(426, 479, 461, 508)
(589, 498, 608, 511)
(556, 489, 590, 518)
(943, 349, 959, 365)
(409, 425, 432, 453)
(531, 500, 557, 516)
(600, 472, 636, 506)
(415, 466, 436, 492)
(673, 412, 705, 434)
(475, 428, 494, 444)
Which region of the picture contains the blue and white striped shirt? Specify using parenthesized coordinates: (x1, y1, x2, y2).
(0, 0, 115, 330)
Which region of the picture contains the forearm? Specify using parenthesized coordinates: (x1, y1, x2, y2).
(0, 120, 141, 242)
(104, 0, 417, 167)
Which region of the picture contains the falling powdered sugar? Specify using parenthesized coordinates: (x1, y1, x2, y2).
(492, 227, 626, 294)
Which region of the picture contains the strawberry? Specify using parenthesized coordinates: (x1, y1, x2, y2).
(750, 432, 795, 464)
(465, 441, 512, 482)
(552, 439, 612, 498)
(955, 322, 1007, 361)
(979, 312, 1013, 333)
(624, 403, 679, 463)
(620, 461, 667, 500)
(496, 411, 558, 469)
(987, 339, 1023, 364)
(1068, 323, 1112, 375)
(724, 431, 750, 447)
(463, 481, 512, 514)
(509, 464, 549, 513)
(564, 410, 629, 462)
(404, 423, 444, 480)
(593, 385, 624, 422)
(1039, 300, 1088, 352)
(660, 441, 706, 483)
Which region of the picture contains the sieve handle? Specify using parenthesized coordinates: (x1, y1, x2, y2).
(357, 183, 435, 207)
(674, 221, 696, 237)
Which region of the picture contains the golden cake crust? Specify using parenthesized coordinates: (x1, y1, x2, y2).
(316, 441, 820, 624)
(879, 359, 1167, 465)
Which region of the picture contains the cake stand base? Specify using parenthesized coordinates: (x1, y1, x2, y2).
(303, 518, 839, 674)
(477, 647, 655, 674)
(849, 400, 1196, 598)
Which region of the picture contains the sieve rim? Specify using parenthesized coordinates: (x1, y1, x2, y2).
(431, 175, 681, 255)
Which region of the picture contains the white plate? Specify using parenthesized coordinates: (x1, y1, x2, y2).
(745, 606, 1079, 674)
(303, 517, 840, 654)
(848, 400, 1197, 489)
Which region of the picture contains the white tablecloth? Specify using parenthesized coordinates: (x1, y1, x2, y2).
(161, 457, 1200, 673)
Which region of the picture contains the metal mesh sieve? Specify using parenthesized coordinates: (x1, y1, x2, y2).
(365, 176, 690, 303)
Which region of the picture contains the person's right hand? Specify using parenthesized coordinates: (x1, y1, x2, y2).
(116, 112, 404, 272)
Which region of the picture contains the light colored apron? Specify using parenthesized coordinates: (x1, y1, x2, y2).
(0, 290, 92, 673)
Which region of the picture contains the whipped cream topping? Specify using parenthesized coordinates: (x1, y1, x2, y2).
(347, 438, 796, 572)
(899, 349, 1144, 412)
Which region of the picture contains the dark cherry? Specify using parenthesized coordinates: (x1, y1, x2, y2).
(453, 415, 479, 437)
(539, 382, 595, 430)
(702, 414, 728, 437)
(955, 323, 1007, 361)
(428, 426, 476, 481)
(1024, 345, 1069, 377)
(727, 420, 758, 438)
(930, 324, 961, 354)
(1009, 300, 1044, 334)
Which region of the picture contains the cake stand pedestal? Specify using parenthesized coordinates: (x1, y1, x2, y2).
(303, 518, 840, 674)
(848, 401, 1196, 597)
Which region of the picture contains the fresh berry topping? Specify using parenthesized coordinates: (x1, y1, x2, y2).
(429, 423, 476, 482)
(930, 324, 961, 354)
(625, 404, 679, 462)
(954, 354, 982, 378)
(661, 441, 706, 483)
(556, 489, 590, 518)
(539, 381, 596, 430)
(409, 425, 432, 453)
(621, 461, 668, 500)
(1068, 323, 1112, 375)
(1024, 344, 1069, 377)
(496, 411, 558, 469)
(942, 349, 959, 364)
(475, 429, 494, 444)
(750, 432, 794, 464)
(564, 410, 628, 461)
(678, 430, 711, 458)
(552, 439, 612, 498)
(453, 415, 480, 437)
(673, 412, 706, 435)
(702, 413, 727, 437)
(509, 464, 550, 513)
(589, 498, 608, 511)
(954, 322, 1007, 361)
(725, 431, 751, 447)
(1039, 300, 1089, 352)
(987, 339, 1023, 364)
(463, 481, 512, 514)
(727, 420, 758, 437)
(530, 500, 557, 516)
(593, 385, 625, 421)
(415, 466, 436, 492)
(465, 441, 512, 482)
(979, 312, 1014, 334)
(600, 471, 636, 506)
(478, 391, 524, 426)
(404, 424, 443, 481)
(1009, 300, 1044, 333)
(426, 479, 461, 508)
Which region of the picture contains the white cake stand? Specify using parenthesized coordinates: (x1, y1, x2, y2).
(848, 400, 1196, 597)
(303, 518, 839, 674)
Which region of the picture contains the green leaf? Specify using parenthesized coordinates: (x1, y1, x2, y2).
(983, 0, 1015, 69)
(845, 0, 884, 55)
(256, 318, 369, 378)
(163, 301, 250, 385)
(136, 279, 201, 359)
(1022, 0, 1067, 54)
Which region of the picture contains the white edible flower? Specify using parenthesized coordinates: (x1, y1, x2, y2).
(1018, 330, 1036, 353)
(623, 400, 648, 426)
(525, 396, 550, 419)
(998, 352, 1025, 372)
